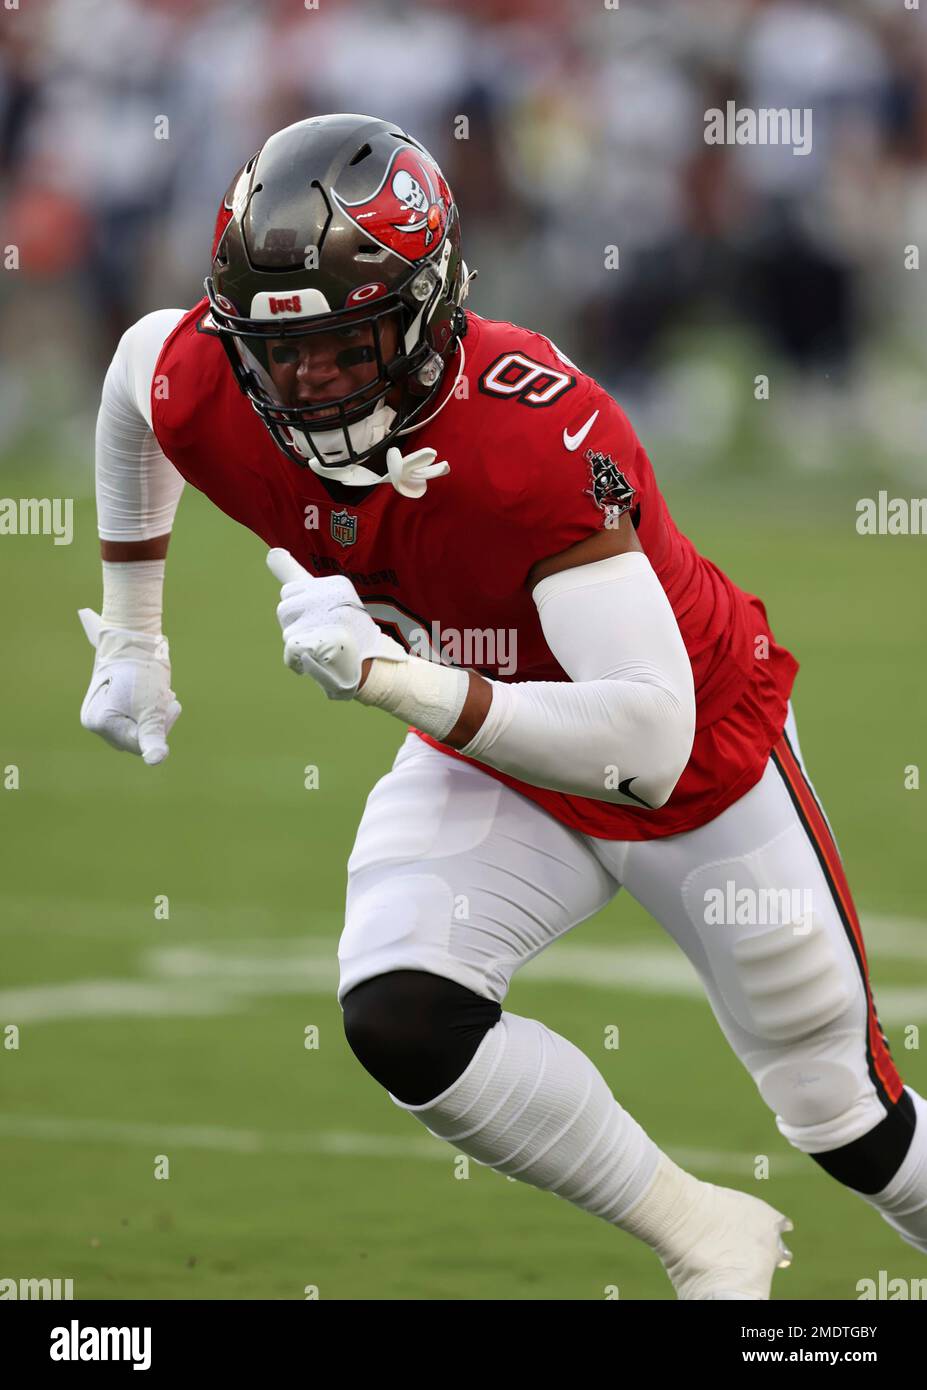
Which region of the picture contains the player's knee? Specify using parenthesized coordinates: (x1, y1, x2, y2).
(761, 1049, 873, 1135)
(730, 915, 905, 1170)
(793, 1090, 917, 1195)
(341, 968, 501, 1105)
(755, 1006, 915, 1194)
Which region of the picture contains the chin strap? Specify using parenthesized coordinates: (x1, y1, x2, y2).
(301, 444, 449, 498)
(396, 330, 467, 439)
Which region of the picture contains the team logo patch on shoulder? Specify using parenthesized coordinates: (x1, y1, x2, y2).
(330, 509, 358, 547)
(585, 449, 635, 519)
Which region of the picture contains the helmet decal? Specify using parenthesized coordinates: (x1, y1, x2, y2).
(249, 287, 331, 319)
(211, 202, 234, 261)
(332, 147, 452, 263)
(345, 281, 388, 306)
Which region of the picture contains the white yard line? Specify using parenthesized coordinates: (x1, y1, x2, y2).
(2, 920, 915, 1179)
(0, 1113, 809, 1176)
(0, 915, 923, 1024)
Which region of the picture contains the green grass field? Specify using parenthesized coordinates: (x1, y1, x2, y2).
(1, 474, 925, 1300)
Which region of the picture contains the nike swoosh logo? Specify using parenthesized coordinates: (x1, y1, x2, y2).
(618, 777, 654, 810)
(89, 677, 112, 702)
(563, 409, 599, 451)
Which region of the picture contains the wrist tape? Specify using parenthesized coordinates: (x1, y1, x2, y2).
(101, 559, 165, 634)
(355, 653, 470, 741)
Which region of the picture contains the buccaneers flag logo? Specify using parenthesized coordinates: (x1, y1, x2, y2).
(332, 148, 452, 264)
(585, 449, 636, 517)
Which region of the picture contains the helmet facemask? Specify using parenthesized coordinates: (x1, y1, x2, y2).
(206, 240, 461, 482)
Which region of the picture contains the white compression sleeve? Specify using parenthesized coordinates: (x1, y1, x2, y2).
(95, 309, 187, 543)
(459, 552, 696, 810)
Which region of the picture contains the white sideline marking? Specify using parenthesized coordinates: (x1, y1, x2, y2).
(0, 1113, 808, 1176)
(0, 980, 234, 1022)
(0, 914, 923, 1025)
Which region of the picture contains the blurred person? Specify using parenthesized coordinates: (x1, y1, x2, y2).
(156, 0, 289, 306)
(75, 115, 927, 1297)
(0, 20, 38, 178)
(731, 0, 895, 378)
(579, 34, 707, 388)
(273, 0, 473, 162)
(16, 0, 188, 348)
(485, 6, 714, 392)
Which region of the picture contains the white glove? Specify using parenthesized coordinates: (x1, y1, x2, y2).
(77, 608, 181, 765)
(267, 549, 408, 699)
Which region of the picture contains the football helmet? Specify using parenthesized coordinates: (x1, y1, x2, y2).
(205, 114, 472, 484)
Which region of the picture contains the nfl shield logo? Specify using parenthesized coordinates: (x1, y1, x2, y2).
(330, 509, 357, 547)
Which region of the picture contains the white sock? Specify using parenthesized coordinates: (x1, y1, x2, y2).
(862, 1087, 927, 1254)
(390, 1009, 700, 1237)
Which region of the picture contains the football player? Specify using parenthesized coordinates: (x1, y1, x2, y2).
(80, 114, 927, 1298)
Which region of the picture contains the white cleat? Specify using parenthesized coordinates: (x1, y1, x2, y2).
(659, 1184, 793, 1300)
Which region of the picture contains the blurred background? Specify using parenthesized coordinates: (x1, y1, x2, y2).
(1, 0, 925, 1301)
(2, 0, 926, 479)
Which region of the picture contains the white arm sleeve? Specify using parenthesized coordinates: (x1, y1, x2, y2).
(95, 309, 187, 542)
(459, 551, 696, 810)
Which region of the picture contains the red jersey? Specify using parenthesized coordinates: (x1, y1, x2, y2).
(151, 303, 798, 840)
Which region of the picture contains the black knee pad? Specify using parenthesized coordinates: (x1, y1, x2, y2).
(341, 969, 501, 1105)
(810, 1088, 916, 1194)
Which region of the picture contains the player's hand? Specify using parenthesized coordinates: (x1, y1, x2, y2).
(77, 608, 181, 765)
(267, 548, 407, 700)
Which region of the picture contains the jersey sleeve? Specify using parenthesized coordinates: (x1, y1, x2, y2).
(487, 371, 648, 584)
